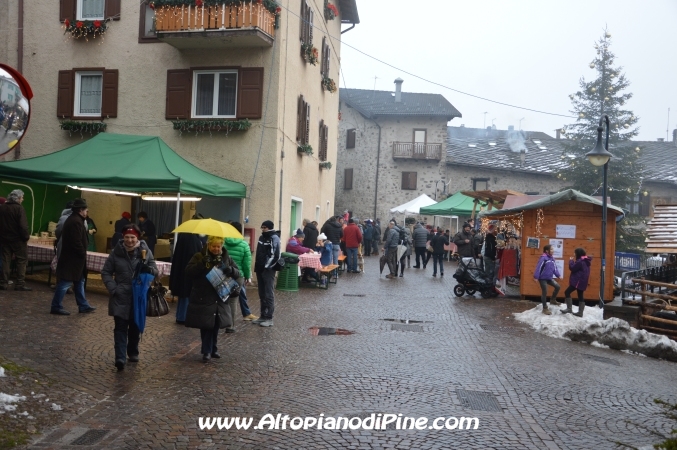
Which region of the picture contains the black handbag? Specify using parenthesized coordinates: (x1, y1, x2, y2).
(147, 281, 170, 317)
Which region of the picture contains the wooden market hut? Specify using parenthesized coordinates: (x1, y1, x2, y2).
(479, 189, 624, 302)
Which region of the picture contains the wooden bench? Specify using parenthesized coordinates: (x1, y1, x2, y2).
(317, 264, 339, 289)
(337, 254, 347, 272)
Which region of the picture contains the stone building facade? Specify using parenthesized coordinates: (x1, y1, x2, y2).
(335, 80, 461, 221)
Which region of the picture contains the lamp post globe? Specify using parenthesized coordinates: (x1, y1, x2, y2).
(586, 126, 613, 166)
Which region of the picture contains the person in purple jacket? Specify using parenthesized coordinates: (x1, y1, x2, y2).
(533, 244, 561, 315)
(561, 248, 592, 317)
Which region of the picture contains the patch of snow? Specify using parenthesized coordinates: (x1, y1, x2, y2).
(590, 341, 610, 349)
(0, 367, 5, 377)
(621, 349, 647, 357)
(51, 403, 62, 411)
(0, 393, 26, 412)
(514, 305, 677, 361)
(32, 393, 45, 398)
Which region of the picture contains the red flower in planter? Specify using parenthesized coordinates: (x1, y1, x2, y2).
(64, 19, 70, 27)
(195, 0, 203, 6)
(93, 20, 102, 28)
(327, 3, 338, 15)
(76, 21, 84, 28)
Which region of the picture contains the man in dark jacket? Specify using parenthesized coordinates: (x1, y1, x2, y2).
(431, 227, 450, 277)
(453, 223, 475, 258)
(321, 216, 343, 265)
(137, 211, 157, 253)
(0, 189, 30, 290)
(50, 198, 96, 315)
(362, 221, 374, 256)
(371, 220, 381, 256)
(384, 221, 400, 278)
(483, 225, 498, 280)
(302, 219, 319, 250)
(253, 220, 280, 327)
(412, 222, 428, 268)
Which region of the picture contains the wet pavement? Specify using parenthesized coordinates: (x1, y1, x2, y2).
(1, 257, 677, 449)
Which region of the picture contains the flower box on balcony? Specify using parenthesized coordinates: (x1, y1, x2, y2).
(319, 161, 332, 170)
(60, 120, 107, 136)
(297, 144, 313, 156)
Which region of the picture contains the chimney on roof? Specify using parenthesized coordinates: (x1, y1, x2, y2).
(658, 138, 665, 142)
(520, 149, 526, 166)
(394, 78, 403, 103)
(508, 125, 514, 131)
(556, 129, 561, 139)
(673, 129, 677, 143)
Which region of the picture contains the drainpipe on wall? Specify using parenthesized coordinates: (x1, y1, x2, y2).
(373, 120, 382, 220)
(15, 0, 24, 160)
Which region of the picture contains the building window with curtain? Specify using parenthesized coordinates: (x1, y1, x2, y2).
(77, 0, 105, 20)
(139, 1, 158, 42)
(75, 71, 103, 117)
(192, 70, 238, 118)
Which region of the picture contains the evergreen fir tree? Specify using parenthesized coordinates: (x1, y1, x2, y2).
(558, 30, 646, 252)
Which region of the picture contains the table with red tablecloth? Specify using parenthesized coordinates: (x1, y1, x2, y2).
(298, 253, 322, 270)
(28, 243, 172, 278)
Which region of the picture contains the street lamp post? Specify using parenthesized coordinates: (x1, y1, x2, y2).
(585, 115, 614, 309)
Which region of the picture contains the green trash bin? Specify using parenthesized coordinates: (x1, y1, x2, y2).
(276, 252, 299, 292)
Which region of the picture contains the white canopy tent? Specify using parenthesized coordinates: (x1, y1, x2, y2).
(389, 194, 437, 215)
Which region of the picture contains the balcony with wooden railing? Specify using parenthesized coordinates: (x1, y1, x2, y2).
(154, 2, 276, 49)
(392, 142, 443, 160)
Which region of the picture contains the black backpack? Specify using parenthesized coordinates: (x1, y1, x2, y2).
(399, 227, 408, 244)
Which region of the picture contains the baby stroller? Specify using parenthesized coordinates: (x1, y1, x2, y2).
(453, 257, 502, 298)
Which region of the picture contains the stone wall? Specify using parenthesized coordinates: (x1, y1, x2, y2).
(335, 101, 448, 221)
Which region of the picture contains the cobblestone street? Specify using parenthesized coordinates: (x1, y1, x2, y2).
(1, 257, 676, 449)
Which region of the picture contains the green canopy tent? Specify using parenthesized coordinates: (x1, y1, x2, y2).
(0, 133, 245, 197)
(0, 134, 246, 235)
(419, 192, 483, 216)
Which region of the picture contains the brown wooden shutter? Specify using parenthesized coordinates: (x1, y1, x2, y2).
(60, 0, 75, 22)
(165, 69, 191, 119)
(346, 129, 356, 149)
(309, 8, 314, 44)
(305, 103, 310, 145)
(321, 37, 326, 76)
(56, 70, 74, 118)
(344, 168, 353, 190)
(236, 68, 264, 119)
(105, 0, 121, 20)
(318, 120, 326, 161)
(402, 172, 417, 190)
(299, 0, 305, 41)
(325, 42, 331, 75)
(101, 69, 118, 118)
(322, 123, 328, 161)
(296, 95, 304, 142)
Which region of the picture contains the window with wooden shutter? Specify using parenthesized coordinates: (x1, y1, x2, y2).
(56, 68, 118, 119)
(344, 168, 353, 190)
(319, 120, 328, 161)
(320, 37, 331, 77)
(237, 68, 264, 119)
(346, 129, 356, 149)
(308, 8, 314, 45)
(401, 172, 417, 190)
(101, 69, 118, 118)
(139, 1, 159, 43)
(61, 0, 121, 22)
(166, 69, 191, 119)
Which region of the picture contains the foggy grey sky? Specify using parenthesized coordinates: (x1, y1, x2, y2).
(339, 0, 677, 142)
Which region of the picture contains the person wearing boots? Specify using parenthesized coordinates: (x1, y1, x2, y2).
(533, 244, 561, 315)
(561, 248, 592, 317)
(430, 226, 449, 277)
